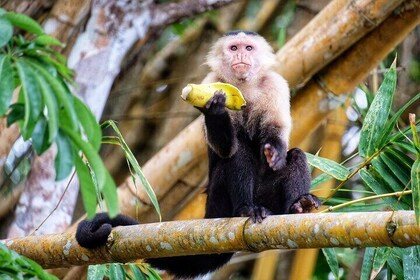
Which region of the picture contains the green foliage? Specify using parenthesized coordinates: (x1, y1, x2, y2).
(0, 243, 58, 280)
(0, 9, 119, 218)
(0, 10, 163, 279)
(358, 59, 397, 157)
(321, 248, 340, 279)
(308, 59, 420, 279)
(87, 263, 161, 280)
(306, 153, 350, 181)
(102, 121, 161, 221)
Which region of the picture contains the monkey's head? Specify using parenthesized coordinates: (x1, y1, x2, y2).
(207, 31, 276, 83)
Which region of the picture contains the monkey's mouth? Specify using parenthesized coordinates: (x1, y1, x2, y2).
(232, 63, 251, 71)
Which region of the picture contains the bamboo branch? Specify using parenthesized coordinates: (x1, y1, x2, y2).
(3, 211, 420, 269)
(275, 0, 404, 88)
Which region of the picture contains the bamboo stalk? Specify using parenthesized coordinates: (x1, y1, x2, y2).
(4, 211, 420, 269)
(291, 0, 420, 144)
(275, 0, 404, 88)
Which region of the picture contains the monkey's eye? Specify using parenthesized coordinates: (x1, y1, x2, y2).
(230, 45, 238, 51)
(246, 46, 253, 51)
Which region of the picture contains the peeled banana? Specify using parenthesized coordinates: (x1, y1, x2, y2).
(181, 82, 246, 111)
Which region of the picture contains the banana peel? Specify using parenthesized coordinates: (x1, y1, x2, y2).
(181, 82, 246, 110)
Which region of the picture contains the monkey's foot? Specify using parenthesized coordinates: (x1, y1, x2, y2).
(289, 194, 321, 214)
(236, 205, 272, 223)
(263, 143, 286, 171)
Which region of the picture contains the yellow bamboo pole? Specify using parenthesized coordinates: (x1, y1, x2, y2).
(4, 211, 420, 269)
(275, 0, 403, 88)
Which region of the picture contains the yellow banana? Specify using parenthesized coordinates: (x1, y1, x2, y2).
(181, 82, 246, 111)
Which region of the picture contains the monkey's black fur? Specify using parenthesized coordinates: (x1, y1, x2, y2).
(76, 90, 320, 279)
(224, 30, 258, 37)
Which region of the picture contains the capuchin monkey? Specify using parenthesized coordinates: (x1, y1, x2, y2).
(76, 31, 321, 278)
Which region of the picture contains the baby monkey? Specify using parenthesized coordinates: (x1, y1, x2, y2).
(76, 31, 320, 278)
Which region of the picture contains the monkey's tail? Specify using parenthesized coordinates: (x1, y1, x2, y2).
(147, 253, 234, 278)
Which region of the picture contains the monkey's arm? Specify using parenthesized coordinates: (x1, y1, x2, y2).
(258, 73, 292, 171)
(201, 91, 238, 158)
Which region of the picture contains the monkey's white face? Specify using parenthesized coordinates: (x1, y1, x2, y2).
(224, 36, 261, 80)
(206, 32, 276, 84)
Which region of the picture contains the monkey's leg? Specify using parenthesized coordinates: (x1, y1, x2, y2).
(283, 148, 321, 213)
(261, 128, 289, 171)
(259, 148, 321, 214)
(222, 149, 271, 223)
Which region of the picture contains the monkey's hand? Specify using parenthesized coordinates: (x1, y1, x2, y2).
(289, 194, 321, 214)
(76, 212, 138, 249)
(235, 205, 272, 223)
(263, 143, 287, 171)
(199, 90, 227, 115)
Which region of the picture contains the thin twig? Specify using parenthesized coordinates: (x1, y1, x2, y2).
(321, 190, 412, 213)
(29, 170, 77, 236)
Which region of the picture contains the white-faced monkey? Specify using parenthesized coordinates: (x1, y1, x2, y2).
(76, 31, 321, 278)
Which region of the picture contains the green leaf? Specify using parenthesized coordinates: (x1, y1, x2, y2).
(381, 148, 412, 186)
(0, 18, 12, 48)
(108, 264, 125, 280)
(412, 158, 420, 224)
(55, 130, 75, 181)
(87, 264, 107, 280)
(60, 126, 107, 192)
(380, 93, 420, 147)
(103, 121, 160, 220)
(359, 169, 402, 209)
(36, 54, 73, 81)
(371, 247, 391, 279)
(6, 103, 24, 125)
(371, 158, 411, 208)
(102, 171, 119, 218)
(32, 115, 49, 155)
(145, 266, 162, 280)
(410, 112, 420, 155)
(32, 68, 59, 144)
(322, 248, 340, 279)
(0, 243, 59, 279)
(359, 59, 397, 158)
(128, 264, 146, 280)
(388, 250, 404, 280)
(75, 156, 98, 220)
(403, 246, 420, 280)
(0, 54, 15, 115)
(73, 96, 102, 151)
(3, 12, 44, 35)
(305, 153, 350, 181)
(34, 34, 64, 47)
(15, 60, 43, 139)
(394, 141, 418, 155)
(361, 248, 375, 280)
(311, 173, 333, 189)
(25, 59, 78, 131)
